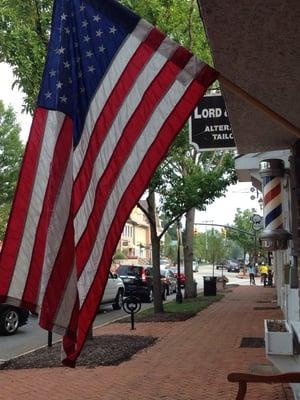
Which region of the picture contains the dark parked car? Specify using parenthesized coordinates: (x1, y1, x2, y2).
(227, 260, 240, 273)
(216, 261, 227, 270)
(160, 269, 177, 295)
(116, 265, 166, 302)
(0, 304, 29, 335)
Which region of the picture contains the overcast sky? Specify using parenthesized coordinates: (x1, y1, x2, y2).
(0, 63, 32, 142)
(0, 62, 261, 226)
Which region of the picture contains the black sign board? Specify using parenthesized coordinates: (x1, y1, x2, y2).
(189, 94, 235, 151)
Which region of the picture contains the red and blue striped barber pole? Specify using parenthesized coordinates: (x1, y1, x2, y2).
(263, 175, 283, 230)
(259, 159, 291, 250)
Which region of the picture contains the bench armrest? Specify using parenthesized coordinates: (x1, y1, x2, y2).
(227, 372, 300, 399)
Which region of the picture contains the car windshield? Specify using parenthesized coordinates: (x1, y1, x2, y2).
(117, 265, 142, 276)
(169, 267, 184, 274)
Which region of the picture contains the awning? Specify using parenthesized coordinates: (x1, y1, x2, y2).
(198, 0, 300, 154)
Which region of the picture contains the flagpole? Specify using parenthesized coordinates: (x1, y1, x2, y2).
(217, 73, 300, 139)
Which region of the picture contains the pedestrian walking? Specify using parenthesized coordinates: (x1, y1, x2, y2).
(259, 262, 268, 287)
(248, 264, 256, 285)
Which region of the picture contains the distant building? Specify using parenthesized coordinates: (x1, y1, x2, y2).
(117, 205, 151, 263)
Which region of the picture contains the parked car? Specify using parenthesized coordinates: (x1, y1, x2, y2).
(160, 258, 171, 268)
(160, 269, 177, 295)
(169, 266, 186, 288)
(101, 272, 125, 310)
(227, 260, 240, 273)
(116, 265, 166, 302)
(0, 304, 29, 335)
(216, 262, 227, 270)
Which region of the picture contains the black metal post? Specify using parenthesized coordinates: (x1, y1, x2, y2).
(48, 331, 52, 347)
(130, 311, 135, 330)
(254, 231, 257, 267)
(176, 221, 183, 303)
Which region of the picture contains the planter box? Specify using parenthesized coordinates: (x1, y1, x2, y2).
(264, 319, 293, 355)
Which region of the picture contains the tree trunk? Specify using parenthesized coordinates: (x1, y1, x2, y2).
(148, 192, 164, 313)
(183, 207, 197, 298)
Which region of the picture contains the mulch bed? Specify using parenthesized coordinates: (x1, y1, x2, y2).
(1, 296, 225, 370)
(0, 335, 157, 370)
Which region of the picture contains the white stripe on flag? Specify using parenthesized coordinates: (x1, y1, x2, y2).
(78, 58, 201, 306)
(37, 150, 73, 311)
(74, 36, 178, 243)
(8, 111, 65, 300)
(73, 19, 152, 177)
(53, 264, 77, 333)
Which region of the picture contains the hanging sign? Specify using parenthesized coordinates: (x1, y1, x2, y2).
(251, 214, 263, 231)
(189, 94, 235, 151)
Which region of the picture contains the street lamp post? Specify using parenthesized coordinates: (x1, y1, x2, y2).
(176, 220, 183, 304)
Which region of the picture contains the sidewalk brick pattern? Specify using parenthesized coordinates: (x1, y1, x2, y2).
(0, 286, 294, 399)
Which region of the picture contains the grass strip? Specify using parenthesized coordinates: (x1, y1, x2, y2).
(133, 293, 224, 321)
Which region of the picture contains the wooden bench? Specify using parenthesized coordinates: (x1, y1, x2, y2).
(227, 372, 300, 399)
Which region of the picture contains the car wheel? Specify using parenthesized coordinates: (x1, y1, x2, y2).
(147, 288, 153, 303)
(112, 290, 123, 310)
(0, 307, 20, 335)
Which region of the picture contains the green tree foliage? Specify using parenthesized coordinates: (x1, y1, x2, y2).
(162, 232, 177, 264)
(122, 0, 212, 63)
(194, 229, 228, 266)
(156, 129, 236, 220)
(0, 101, 24, 203)
(0, 203, 11, 241)
(0, 100, 24, 239)
(205, 229, 227, 267)
(193, 231, 206, 262)
(0, 0, 53, 113)
(227, 208, 259, 261)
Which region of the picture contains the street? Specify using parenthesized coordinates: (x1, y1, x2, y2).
(0, 264, 249, 361)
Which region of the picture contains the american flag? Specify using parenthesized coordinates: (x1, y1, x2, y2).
(0, 0, 217, 366)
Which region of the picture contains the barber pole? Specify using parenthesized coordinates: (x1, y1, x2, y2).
(263, 175, 283, 230)
(259, 159, 291, 250)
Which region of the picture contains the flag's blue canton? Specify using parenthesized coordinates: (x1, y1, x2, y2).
(38, 0, 139, 146)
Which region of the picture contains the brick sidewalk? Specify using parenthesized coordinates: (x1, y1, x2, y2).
(0, 285, 294, 399)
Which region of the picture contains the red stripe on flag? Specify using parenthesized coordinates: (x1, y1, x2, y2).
(264, 184, 281, 206)
(39, 212, 75, 332)
(62, 295, 79, 368)
(75, 47, 193, 275)
(64, 72, 210, 364)
(21, 117, 73, 311)
(73, 28, 166, 214)
(196, 65, 219, 86)
(0, 108, 48, 302)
